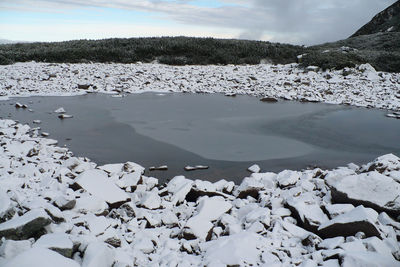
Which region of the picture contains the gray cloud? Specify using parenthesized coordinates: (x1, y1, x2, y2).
(0, 0, 397, 44)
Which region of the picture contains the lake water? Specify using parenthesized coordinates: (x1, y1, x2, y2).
(1, 93, 399, 183)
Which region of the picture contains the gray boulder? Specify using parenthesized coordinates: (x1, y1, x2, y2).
(326, 171, 400, 217)
(318, 206, 381, 239)
(0, 209, 51, 240)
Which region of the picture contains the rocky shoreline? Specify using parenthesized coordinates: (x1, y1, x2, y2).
(1, 62, 400, 111)
(0, 62, 400, 266)
(0, 118, 399, 266)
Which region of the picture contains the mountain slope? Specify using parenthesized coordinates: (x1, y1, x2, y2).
(351, 0, 400, 37)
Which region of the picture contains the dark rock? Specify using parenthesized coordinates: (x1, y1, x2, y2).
(327, 171, 400, 218)
(58, 114, 73, 119)
(237, 188, 260, 199)
(317, 206, 381, 239)
(319, 221, 380, 239)
(285, 201, 328, 233)
(77, 84, 91, 90)
(0, 209, 52, 240)
(105, 237, 121, 248)
(26, 148, 39, 157)
(301, 235, 321, 248)
(185, 188, 228, 202)
(58, 200, 76, 211)
(260, 97, 278, 103)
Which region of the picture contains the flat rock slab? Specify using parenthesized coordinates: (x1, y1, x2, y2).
(2, 247, 80, 267)
(327, 171, 400, 217)
(286, 198, 329, 232)
(340, 251, 400, 267)
(202, 232, 263, 266)
(0, 209, 51, 240)
(0, 189, 13, 222)
(318, 206, 380, 239)
(33, 233, 74, 258)
(185, 197, 232, 240)
(82, 242, 114, 267)
(75, 169, 130, 207)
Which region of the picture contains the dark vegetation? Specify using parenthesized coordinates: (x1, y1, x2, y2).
(0, 37, 303, 66)
(300, 32, 400, 72)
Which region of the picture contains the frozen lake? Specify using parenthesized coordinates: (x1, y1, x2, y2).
(1, 92, 399, 183)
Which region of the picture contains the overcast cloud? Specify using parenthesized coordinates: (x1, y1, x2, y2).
(0, 0, 397, 44)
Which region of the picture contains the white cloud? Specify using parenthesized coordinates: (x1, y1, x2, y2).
(0, 0, 397, 44)
(0, 22, 244, 42)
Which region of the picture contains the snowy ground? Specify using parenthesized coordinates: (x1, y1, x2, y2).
(0, 62, 400, 266)
(0, 62, 400, 111)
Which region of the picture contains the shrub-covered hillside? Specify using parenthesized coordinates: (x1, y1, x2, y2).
(300, 32, 400, 72)
(0, 37, 304, 66)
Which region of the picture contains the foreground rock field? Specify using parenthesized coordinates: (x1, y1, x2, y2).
(0, 62, 399, 266)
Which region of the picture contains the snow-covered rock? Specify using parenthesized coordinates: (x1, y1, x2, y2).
(202, 232, 264, 266)
(139, 191, 161, 210)
(185, 197, 232, 240)
(0, 209, 51, 240)
(75, 169, 130, 207)
(286, 198, 329, 231)
(54, 107, 66, 113)
(277, 170, 301, 187)
(318, 206, 380, 239)
(2, 247, 80, 267)
(248, 164, 261, 173)
(33, 233, 73, 258)
(0, 239, 32, 259)
(167, 176, 193, 205)
(327, 171, 400, 217)
(0, 190, 13, 222)
(81, 242, 114, 267)
(340, 251, 400, 267)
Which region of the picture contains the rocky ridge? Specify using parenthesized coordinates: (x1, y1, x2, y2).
(351, 0, 400, 37)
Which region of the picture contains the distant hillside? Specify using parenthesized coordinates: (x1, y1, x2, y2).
(300, 1, 400, 73)
(351, 0, 400, 37)
(302, 32, 400, 72)
(0, 37, 303, 66)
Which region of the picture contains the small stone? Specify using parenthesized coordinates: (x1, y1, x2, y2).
(104, 237, 121, 248)
(260, 97, 278, 102)
(77, 84, 91, 90)
(58, 114, 73, 119)
(54, 107, 66, 113)
(26, 148, 39, 157)
(149, 165, 168, 171)
(247, 164, 260, 173)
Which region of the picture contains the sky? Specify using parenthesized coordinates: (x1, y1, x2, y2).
(0, 0, 397, 45)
